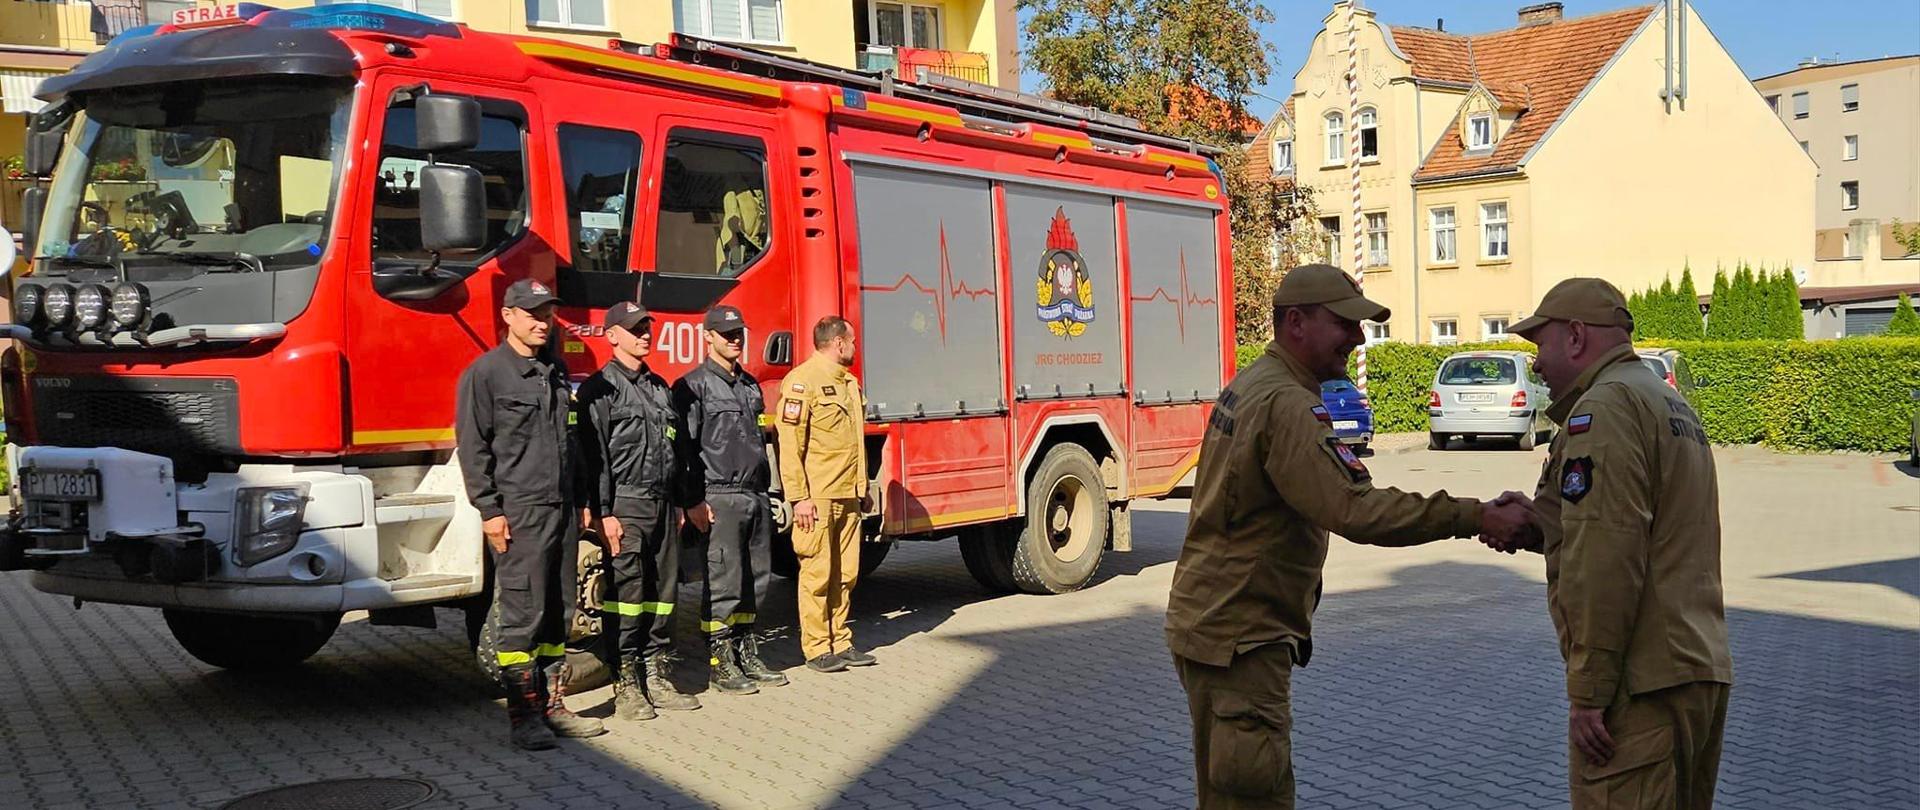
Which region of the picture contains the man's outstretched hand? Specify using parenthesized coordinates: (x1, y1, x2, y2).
(1479, 492, 1541, 553)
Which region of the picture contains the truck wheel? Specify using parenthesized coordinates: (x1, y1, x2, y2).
(1010, 444, 1109, 594)
(771, 530, 799, 578)
(163, 609, 339, 670)
(958, 520, 1019, 593)
(858, 539, 893, 579)
(468, 539, 611, 694)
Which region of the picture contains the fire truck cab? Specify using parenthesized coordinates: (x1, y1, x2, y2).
(0, 4, 1232, 671)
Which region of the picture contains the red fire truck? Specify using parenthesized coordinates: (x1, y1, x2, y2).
(0, 4, 1232, 671)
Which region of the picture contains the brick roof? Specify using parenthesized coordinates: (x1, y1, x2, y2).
(1394, 5, 1654, 184)
(1242, 97, 1296, 181)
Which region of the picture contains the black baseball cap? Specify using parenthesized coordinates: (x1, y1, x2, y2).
(703, 305, 747, 332)
(504, 278, 561, 311)
(602, 301, 652, 333)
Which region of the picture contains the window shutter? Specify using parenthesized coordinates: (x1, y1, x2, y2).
(709, 0, 745, 40)
(746, 0, 781, 41)
(569, 0, 606, 27)
(414, 0, 455, 18)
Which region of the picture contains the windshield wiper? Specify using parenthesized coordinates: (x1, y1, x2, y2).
(155, 250, 265, 273)
(49, 254, 118, 268)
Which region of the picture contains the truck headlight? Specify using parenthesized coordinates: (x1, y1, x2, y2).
(42, 284, 75, 327)
(12, 284, 42, 325)
(111, 283, 150, 329)
(74, 285, 108, 331)
(233, 484, 311, 566)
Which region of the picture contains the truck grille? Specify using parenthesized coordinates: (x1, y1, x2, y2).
(30, 376, 240, 460)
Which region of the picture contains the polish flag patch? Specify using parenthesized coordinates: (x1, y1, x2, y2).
(1568, 414, 1593, 435)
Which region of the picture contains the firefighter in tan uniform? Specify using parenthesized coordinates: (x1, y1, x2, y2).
(1492, 279, 1733, 809)
(1165, 264, 1537, 809)
(775, 316, 877, 673)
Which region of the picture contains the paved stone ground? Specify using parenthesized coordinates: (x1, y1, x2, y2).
(0, 445, 1914, 809)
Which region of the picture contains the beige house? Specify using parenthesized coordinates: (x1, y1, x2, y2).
(1754, 55, 1920, 287)
(1247, 1, 1814, 345)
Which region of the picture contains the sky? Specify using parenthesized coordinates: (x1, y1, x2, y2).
(1019, 1, 1920, 122)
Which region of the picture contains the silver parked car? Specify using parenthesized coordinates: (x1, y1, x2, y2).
(1427, 350, 1553, 450)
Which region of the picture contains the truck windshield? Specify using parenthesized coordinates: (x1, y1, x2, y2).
(32, 77, 352, 272)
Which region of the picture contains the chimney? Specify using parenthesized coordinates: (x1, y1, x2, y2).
(1517, 2, 1564, 27)
(1436, 17, 1445, 31)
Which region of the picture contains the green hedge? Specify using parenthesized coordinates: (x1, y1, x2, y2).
(1234, 337, 1920, 452)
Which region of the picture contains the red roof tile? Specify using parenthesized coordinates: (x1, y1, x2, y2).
(1405, 5, 1654, 183)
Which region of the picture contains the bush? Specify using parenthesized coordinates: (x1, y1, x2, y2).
(1233, 338, 1920, 452)
(1886, 294, 1920, 337)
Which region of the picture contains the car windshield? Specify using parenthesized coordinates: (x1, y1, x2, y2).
(1641, 358, 1670, 376)
(1321, 381, 1356, 394)
(31, 77, 352, 273)
(1438, 357, 1517, 385)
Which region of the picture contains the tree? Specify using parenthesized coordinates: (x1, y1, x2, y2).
(1892, 220, 1920, 257)
(1706, 267, 1733, 339)
(1731, 264, 1759, 340)
(1771, 269, 1804, 340)
(1887, 293, 1920, 337)
(1627, 290, 1647, 340)
(1673, 265, 1704, 340)
(1023, 0, 1278, 343)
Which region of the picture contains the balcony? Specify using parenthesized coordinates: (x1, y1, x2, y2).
(857, 46, 991, 85)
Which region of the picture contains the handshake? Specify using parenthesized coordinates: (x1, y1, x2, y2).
(1478, 492, 1543, 554)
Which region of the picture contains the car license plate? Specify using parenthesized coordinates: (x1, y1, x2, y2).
(24, 469, 101, 501)
(1333, 420, 1360, 431)
(1457, 392, 1494, 404)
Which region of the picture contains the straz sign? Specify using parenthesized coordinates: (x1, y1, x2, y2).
(171, 4, 244, 29)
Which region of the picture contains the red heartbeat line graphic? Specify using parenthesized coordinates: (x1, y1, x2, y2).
(1129, 247, 1218, 339)
(859, 223, 996, 343)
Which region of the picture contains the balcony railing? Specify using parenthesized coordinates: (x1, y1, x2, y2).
(857, 46, 992, 86)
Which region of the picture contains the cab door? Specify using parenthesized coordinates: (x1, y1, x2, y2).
(633, 109, 797, 382)
(544, 88, 656, 375)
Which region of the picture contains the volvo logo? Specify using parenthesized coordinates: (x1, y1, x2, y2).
(32, 377, 73, 388)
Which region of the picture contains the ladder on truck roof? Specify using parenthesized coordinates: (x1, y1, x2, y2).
(618, 34, 1223, 160)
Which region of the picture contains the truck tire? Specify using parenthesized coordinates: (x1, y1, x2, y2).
(163, 609, 339, 671)
(958, 520, 1019, 593)
(1010, 444, 1109, 594)
(469, 539, 610, 694)
(771, 530, 799, 578)
(858, 539, 892, 579)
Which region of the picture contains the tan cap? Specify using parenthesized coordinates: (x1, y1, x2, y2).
(1510, 277, 1634, 337)
(1272, 263, 1390, 323)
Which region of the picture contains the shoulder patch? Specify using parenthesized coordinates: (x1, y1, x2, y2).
(1561, 457, 1594, 503)
(1311, 405, 1331, 423)
(1567, 413, 1593, 435)
(1326, 436, 1370, 483)
(822, 385, 837, 396)
(781, 399, 803, 424)
(790, 382, 806, 393)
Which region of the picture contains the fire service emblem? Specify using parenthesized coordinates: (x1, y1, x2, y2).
(1035, 207, 1096, 337)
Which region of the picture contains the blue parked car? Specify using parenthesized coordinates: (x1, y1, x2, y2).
(1320, 379, 1374, 449)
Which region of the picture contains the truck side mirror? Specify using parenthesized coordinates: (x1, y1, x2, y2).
(23, 100, 73, 177)
(414, 95, 481, 153)
(18, 187, 45, 258)
(419, 164, 484, 252)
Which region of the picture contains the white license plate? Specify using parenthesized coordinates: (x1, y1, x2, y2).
(24, 469, 101, 501)
(1333, 420, 1360, 431)
(1457, 392, 1494, 404)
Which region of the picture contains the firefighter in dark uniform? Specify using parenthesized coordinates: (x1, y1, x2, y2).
(1164, 265, 1534, 808)
(455, 278, 606, 751)
(575, 301, 703, 721)
(671, 305, 787, 695)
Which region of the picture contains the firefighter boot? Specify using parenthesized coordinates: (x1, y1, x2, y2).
(644, 652, 702, 711)
(734, 632, 789, 687)
(708, 634, 760, 695)
(542, 661, 608, 738)
(613, 654, 656, 721)
(502, 664, 558, 751)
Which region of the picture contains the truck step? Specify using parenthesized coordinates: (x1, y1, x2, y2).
(387, 573, 474, 591)
(374, 493, 457, 525)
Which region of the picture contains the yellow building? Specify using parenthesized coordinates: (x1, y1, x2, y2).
(1248, 1, 1815, 345)
(2, 0, 1018, 233)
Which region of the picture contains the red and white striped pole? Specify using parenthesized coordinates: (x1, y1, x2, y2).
(1345, 0, 1368, 394)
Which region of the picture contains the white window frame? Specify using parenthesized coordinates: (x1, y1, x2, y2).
(1356, 106, 1379, 161)
(1365, 211, 1389, 267)
(1467, 113, 1493, 150)
(1792, 91, 1809, 119)
(1271, 139, 1293, 175)
(1480, 201, 1509, 260)
(1364, 321, 1391, 345)
(1319, 216, 1341, 265)
(1432, 318, 1459, 346)
(1840, 83, 1859, 112)
(870, 1, 942, 50)
(1840, 181, 1859, 211)
(1482, 316, 1511, 341)
(1798, 140, 1810, 154)
(1843, 230, 1856, 258)
(675, 0, 785, 45)
(1323, 113, 1345, 166)
(1765, 94, 1779, 114)
(1843, 134, 1858, 161)
(1429, 207, 1456, 264)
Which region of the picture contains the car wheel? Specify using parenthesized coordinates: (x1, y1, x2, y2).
(1517, 428, 1537, 451)
(1428, 432, 1447, 451)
